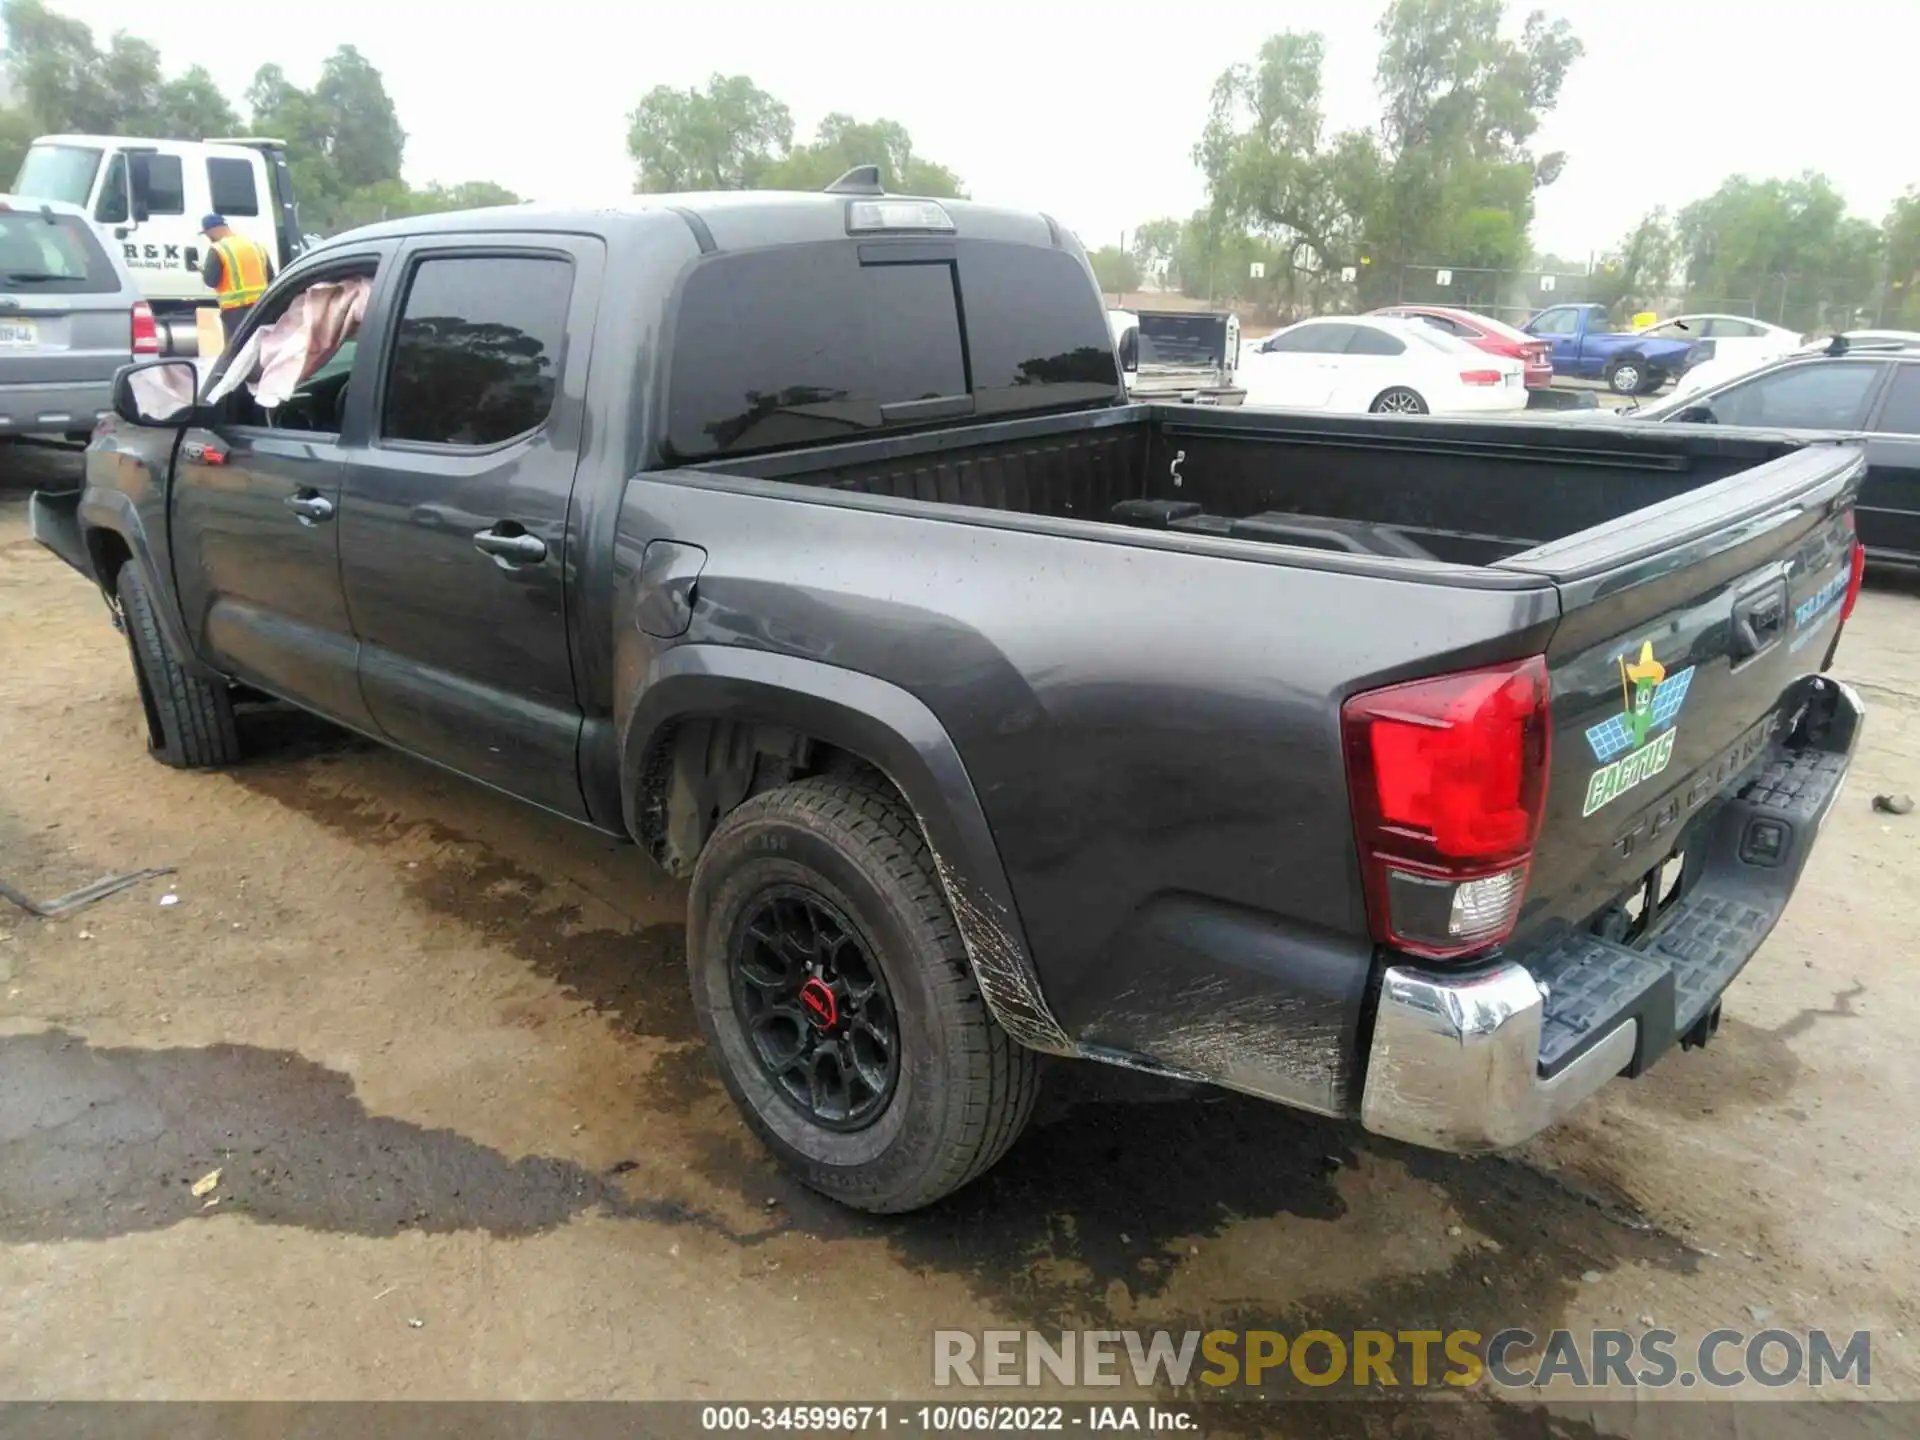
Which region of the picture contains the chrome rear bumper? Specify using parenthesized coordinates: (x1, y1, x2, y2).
(1361, 677, 1863, 1153)
(1361, 963, 1637, 1151)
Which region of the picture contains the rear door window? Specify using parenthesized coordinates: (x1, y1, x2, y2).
(1302, 323, 1359, 353)
(1345, 327, 1407, 356)
(0, 212, 117, 293)
(137, 154, 186, 216)
(1871, 365, 1920, 435)
(207, 158, 260, 217)
(380, 253, 574, 448)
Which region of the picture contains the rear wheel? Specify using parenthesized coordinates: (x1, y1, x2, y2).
(115, 564, 241, 768)
(1370, 387, 1428, 415)
(687, 776, 1038, 1213)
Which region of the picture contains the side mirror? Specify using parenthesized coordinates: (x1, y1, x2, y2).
(113, 359, 201, 427)
(1675, 404, 1715, 424)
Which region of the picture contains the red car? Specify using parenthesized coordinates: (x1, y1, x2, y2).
(1370, 305, 1554, 389)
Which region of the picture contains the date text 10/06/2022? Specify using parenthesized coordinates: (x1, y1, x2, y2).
(699, 1406, 1197, 1432)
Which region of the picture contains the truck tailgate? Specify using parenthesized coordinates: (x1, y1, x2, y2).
(1503, 437, 1865, 1071)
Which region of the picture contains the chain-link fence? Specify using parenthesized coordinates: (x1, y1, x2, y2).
(1170, 258, 1907, 337)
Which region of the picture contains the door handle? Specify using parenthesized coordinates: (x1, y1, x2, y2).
(284, 491, 334, 524)
(472, 527, 547, 564)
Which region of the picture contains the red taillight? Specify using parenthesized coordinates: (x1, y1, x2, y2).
(1459, 368, 1504, 386)
(1342, 656, 1552, 960)
(131, 301, 160, 356)
(1839, 537, 1866, 626)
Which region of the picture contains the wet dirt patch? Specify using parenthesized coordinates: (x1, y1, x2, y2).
(1610, 1016, 1802, 1120)
(673, 1062, 1696, 1392)
(0, 1028, 715, 1243)
(226, 712, 697, 1047)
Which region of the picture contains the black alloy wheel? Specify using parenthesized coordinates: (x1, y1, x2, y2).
(728, 884, 900, 1131)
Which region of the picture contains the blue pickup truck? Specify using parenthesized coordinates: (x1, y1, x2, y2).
(1525, 303, 1698, 396)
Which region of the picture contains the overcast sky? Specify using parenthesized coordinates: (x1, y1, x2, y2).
(45, 0, 1914, 258)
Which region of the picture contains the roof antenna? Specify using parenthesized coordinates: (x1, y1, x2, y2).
(1826, 333, 1849, 357)
(825, 165, 885, 196)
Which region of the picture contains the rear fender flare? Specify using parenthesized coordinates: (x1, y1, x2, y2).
(619, 645, 1073, 1054)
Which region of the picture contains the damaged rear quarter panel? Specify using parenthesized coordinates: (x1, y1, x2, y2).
(616, 477, 1558, 1111)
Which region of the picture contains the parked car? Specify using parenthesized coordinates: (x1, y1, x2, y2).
(1635, 314, 1802, 390)
(1524, 302, 1697, 395)
(34, 177, 1867, 1215)
(1107, 307, 1244, 405)
(0, 193, 157, 440)
(1620, 337, 1920, 566)
(1369, 303, 1553, 388)
(1240, 314, 1528, 415)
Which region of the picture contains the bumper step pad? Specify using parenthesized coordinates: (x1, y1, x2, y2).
(1528, 741, 1849, 1079)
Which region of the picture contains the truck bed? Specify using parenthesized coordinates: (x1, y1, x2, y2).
(694, 403, 1813, 569)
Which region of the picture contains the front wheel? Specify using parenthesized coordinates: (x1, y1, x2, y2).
(115, 564, 241, 768)
(687, 777, 1038, 1213)
(1370, 386, 1428, 415)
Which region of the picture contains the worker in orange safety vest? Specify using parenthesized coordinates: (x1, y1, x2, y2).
(199, 213, 275, 340)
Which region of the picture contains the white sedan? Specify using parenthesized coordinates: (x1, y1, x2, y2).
(1672, 328, 1920, 399)
(1238, 315, 1527, 416)
(1637, 314, 1803, 396)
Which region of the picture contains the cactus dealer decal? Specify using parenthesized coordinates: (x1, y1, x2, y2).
(1581, 641, 1695, 817)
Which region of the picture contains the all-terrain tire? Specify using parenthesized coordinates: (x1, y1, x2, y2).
(687, 776, 1039, 1213)
(115, 564, 241, 768)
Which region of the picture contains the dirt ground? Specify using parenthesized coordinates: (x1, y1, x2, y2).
(2, 447, 1917, 1425)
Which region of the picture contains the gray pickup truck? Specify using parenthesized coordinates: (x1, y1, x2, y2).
(32, 173, 1867, 1213)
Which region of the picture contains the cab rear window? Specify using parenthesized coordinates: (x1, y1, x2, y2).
(0, 210, 117, 294)
(666, 239, 1119, 460)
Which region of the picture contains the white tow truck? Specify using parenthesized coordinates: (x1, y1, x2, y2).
(11, 134, 304, 355)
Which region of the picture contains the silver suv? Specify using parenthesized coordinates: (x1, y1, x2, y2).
(0, 193, 155, 439)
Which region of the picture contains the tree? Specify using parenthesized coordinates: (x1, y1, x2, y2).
(0, 104, 33, 182)
(2, 0, 112, 133)
(314, 45, 403, 189)
(415, 180, 521, 211)
(1087, 245, 1139, 297)
(626, 77, 964, 198)
(1130, 217, 1183, 289)
(627, 74, 792, 192)
(2, 1, 234, 138)
(1582, 208, 1678, 321)
(1884, 190, 1920, 327)
(157, 65, 238, 137)
(247, 48, 408, 232)
(1195, 1, 1583, 313)
(329, 177, 522, 232)
(1676, 173, 1881, 332)
(760, 112, 962, 196)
